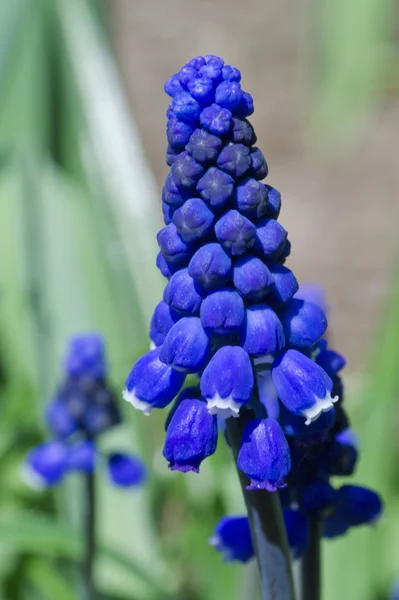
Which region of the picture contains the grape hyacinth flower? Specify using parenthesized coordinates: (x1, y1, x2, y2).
(123, 55, 382, 600)
(24, 334, 146, 599)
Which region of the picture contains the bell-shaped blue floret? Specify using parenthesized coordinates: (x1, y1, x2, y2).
(200, 346, 253, 418)
(162, 173, 186, 208)
(157, 223, 192, 268)
(164, 385, 202, 431)
(199, 64, 223, 85)
(272, 349, 338, 424)
(240, 304, 285, 356)
(279, 403, 335, 437)
(215, 81, 243, 110)
(283, 509, 309, 559)
(229, 117, 255, 145)
(159, 317, 210, 372)
(166, 119, 195, 152)
(200, 104, 232, 135)
(186, 129, 222, 164)
(337, 485, 383, 526)
(233, 255, 274, 301)
(278, 298, 328, 349)
(249, 148, 268, 180)
(237, 418, 291, 491)
(222, 65, 241, 82)
(315, 344, 346, 378)
(187, 77, 215, 105)
(235, 91, 254, 117)
(24, 441, 68, 488)
(172, 198, 215, 242)
(254, 218, 287, 261)
(294, 283, 328, 313)
(197, 167, 234, 210)
(107, 453, 147, 487)
(217, 143, 250, 178)
(209, 516, 254, 562)
(164, 74, 185, 97)
(163, 398, 218, 472)
(200, 289, 245, 335)
(267, 264, 299, 306)
(156, 252, 174, 278)
(188, 243, 232, 289)
(170, 92, 200, 122)
(264, 185, 281, 219)
(123, 348, 185, 415)
(177, 65, 197, 87)
(45, 400, 78, 439)
(64, 333, 106, 379)
(235, 178, 268, 219)
(163, 268, 204, 314)
(66, 440, 96, 473)
(171, 151, 205, 192)
(150, 300, 180, 347)
(215, 210, 256, 256)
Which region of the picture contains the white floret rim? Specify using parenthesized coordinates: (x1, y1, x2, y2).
(206, 394, 242, 419)
(302, 393, 338, 425)
(122, 388, 153, 416)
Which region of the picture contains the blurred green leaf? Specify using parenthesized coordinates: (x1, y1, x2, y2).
(25, 559, 76, 600)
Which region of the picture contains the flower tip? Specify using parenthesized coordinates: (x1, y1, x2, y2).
(206, 394, 242, 419)
(303, 394, 338, 425)
(245, 479, 287, 492)
(122, 388, 152, 416)
(169, 462, 200, 474)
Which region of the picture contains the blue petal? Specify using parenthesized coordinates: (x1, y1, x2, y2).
(210, 516, 254, 563)
(233, 255, 274, 301)
(108, 453, 147, 487)
(163, 268, 204, 315)
(24, 441, 68, 487)
(172, 198, 215, 242)
(235, 178, 268, 219)
(239, 304, 285, 356)
(188, 243, 232, 289)
(278, 298, 328, 349)
(159, 316, 210, 372)
(200, 288, 245, 335)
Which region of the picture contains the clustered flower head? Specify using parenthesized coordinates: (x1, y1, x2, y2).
(24, 334, 146, 489)
(122, 56, 382, 554)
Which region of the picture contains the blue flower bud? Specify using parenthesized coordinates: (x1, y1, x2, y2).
(107, 453, 147, 487)
(235, 91, 254, 117)
(283, 509, 309, 559)
(199, 64, 223, 85)
(200, 104, 232, 135)
(267, 264, 299, 306)
(237, 418, 291, 491)
(162, 173, 185, 208)
(160, 316, 210, 372)
(65, 333, 106, 379)
(272, 349, 338, 424)
(66, 440, 96, 473)
(215, 81, 243, 110)
(264, 185, 281, 219)
(222, 65, 241, 82)
(157, 223, 192, 268)
(196, 167, 234, 210)
(163, 268, 204, 314)
(187, 77, 215, 105)
(187, 56, 206, 70)
(235, 178, 268, 219)
(156, 251, 174, 278)
(280, 239, 291, 262)
(232, 255, 274, 301)
(249, 147, 268, 180)
(177, 65, 197, 87)
(163, 398, 218, 472)
(186, 129, 222, 165)
(278, 298, 328, 349)
(166, 118, 195, 151)
(166, 145, 177, 166)
(188, 243, 232, 289)
(279, 403, 334, 437)
(123, 348, 185, 415)
(204, 54, 224, 68)
(164, 385, 202, 431)
(239, 304, 285, 355)
(172, 198, 215, 242)
(229, 117, 256, 145)
(162, 202, 175, 224)
(25, 441, 68, 487)
(200, 346, 253, 418)
(150, 300, 180, 347)
(210, 516, 254, 563)
(200, 288, 245, 334)
(315, 345, 346, 378)
(322, 510, 349, 539)
(164, 74, 185, 97)
(171, 92, 200, 122)
(45, 400, 78, 439)
(217, 143, 250, 178)
(215, 210, 256, 256)
(254, 218, 287, 260)
(171, 151, 205, 191)
(337, 485, 382, 526)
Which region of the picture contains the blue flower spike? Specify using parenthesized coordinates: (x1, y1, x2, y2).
(237, 418, 291, 491)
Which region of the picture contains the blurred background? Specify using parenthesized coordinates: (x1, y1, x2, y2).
(0, 0, 398, 598)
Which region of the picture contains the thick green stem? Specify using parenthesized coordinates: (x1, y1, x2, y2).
(300, 517, 321, 600)
(226, 415, 296, 600)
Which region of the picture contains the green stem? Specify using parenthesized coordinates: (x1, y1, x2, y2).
(300, 517, 321, 600)
(83, 472, 96, 600)
(226, 414, 296, 600)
